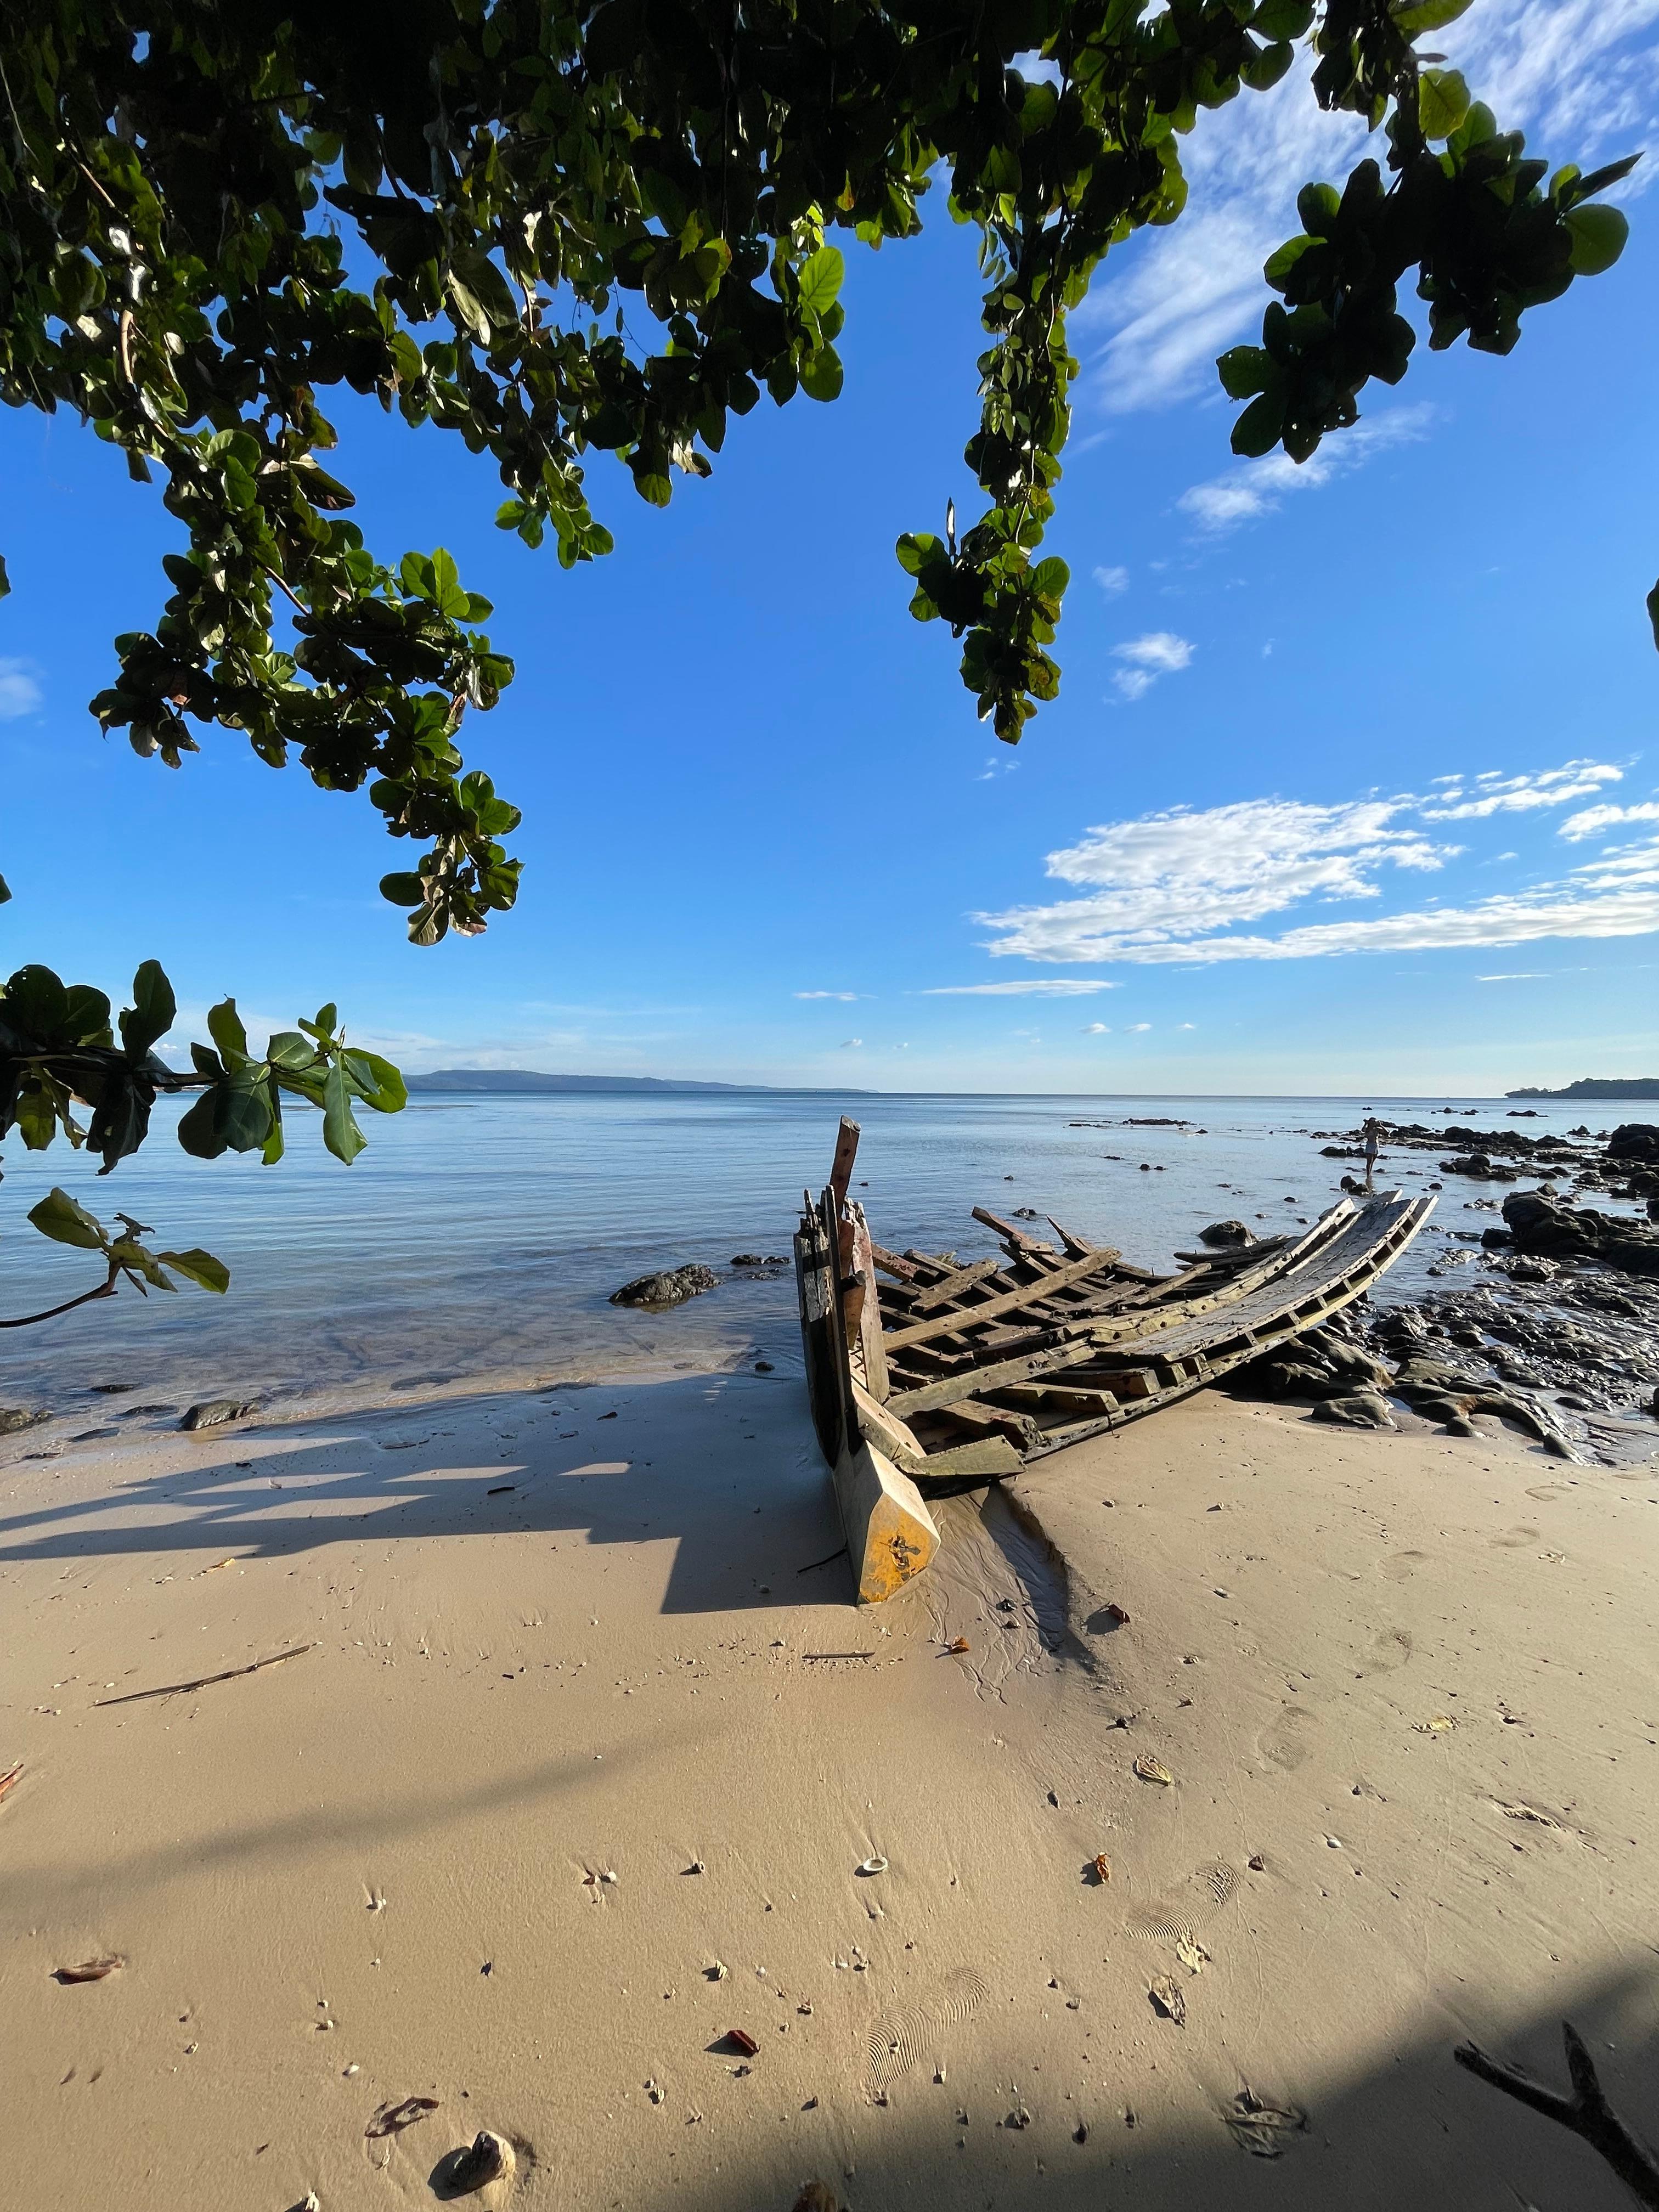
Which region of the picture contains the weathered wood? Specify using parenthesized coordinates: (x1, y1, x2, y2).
(910, 1255, 1003, 1311)
(907, 1436, 1024, 1483)
(869, 1241, 923, 1283)
(794, 1220, 845, 1466)
(828, 1116, 861, 1210)
(889, 1338, 1086, 1417)
(883, 1246, 1124, 1353)
(990, 1383, 1122, 1417)
(849, 1203, 889, 1403)
(831, 1438, 939, 1604)
(926, 1396, 1042, 1452)
(1046, 1216, 1095, 1258)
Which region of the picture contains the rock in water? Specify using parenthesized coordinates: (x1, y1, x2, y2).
(1199, 1220, 1253, 1247)
(179, 1397, 261, 1431)
(610, 1265, 718, 1308)
(0, 1408, 48, 1435)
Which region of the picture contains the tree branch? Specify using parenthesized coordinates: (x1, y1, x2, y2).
(0, 1265, 120, 1329)
(1454, 2022, 1659, 2210)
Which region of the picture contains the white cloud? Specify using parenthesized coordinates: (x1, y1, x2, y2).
(1126, 1022, 1153, 1032)
(1424, 761, 1622, 820)
(1477, 972, 1550, 981)
(795, 989, 861, 1000)
(1112, 631, 1193, 701)
(1073, 4, 1659, 416)
(977, 766, 1659, 967)
(1082, 1021, 1111, 1034)
(1179, 407, 1433, 534)
(1559, 799, 1659, 840)
(0, 660, 43, 719)
(840, 1037, 863, 1048)
(1093, 564, 1130, 595)
(923, 979, 1118, 996)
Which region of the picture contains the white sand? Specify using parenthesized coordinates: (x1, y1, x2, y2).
(2, 1375, 1656, 2210)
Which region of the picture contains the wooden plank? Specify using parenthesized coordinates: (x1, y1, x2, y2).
(850, 1376, 923, 1466)
(888, 1338, 1085, 1417)
(910, 1256, 1003, 1312)
(828, 1117, 861, 1210)
(927, 1396, 1043, 1452)
(990, 1383, 1122, 1417)
(907, 1436, 1024, 1482)
(970, 1204, 1049, 1252)
(883, 1246, 1125, 1352)
(1046, 1216, 1095, 1258)
(870, 1241, 923, 1283)
(849, 1203, 888, 1403)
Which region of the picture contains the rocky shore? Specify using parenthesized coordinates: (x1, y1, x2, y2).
(1229, 1120, 1659, 1468)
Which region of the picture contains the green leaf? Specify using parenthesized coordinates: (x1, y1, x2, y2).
(157, 1247, 231, 1293)
(15, 1083, 59, 1149)
(65, 984, 114, 1045)
(799, 344, 844, 402)
(0, 875, 10, 905)
(206, 997, 250, 1063)
(797, 246, 845, 318)
(1251, 0, 1313, 33)
(1565, 203, 1629, 276)
(266, 1030, 317, 1070)
(121, 958, 176, 1056)
(4, 964, 70, 1041)
(177, 1088, 228, 1158)
(1418, 69, 1470, 142)
(1217, 345, 1272, 399)
(343, 1049, 407, 1112)
(380, 871, 427, 907)
(323, 1058, 367, 1163)
(1232, 391, 1285, 458)
(217, 1067, 276, 1152)
(1648, 577, 1659, 651)
(0, 554, 9, 600)
(28, 1187, 106, 1251)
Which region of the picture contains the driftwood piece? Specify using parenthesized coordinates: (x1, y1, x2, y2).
(868, 1241, 923, 1283)
(910, 1256, 1003, 1312)
(94, 1643, 316, 1706)
(1454, 2021, 1659, 2210)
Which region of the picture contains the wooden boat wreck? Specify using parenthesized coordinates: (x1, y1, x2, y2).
(794, 1118, 1435, 1603)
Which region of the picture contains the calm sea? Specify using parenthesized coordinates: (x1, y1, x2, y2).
(0, 1090, 1633, 1417)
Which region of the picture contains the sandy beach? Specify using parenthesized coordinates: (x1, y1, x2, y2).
(3, 1371, 1657, 2211)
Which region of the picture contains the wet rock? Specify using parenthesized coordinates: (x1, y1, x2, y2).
(610, 1265, 719, 1308)
(1609, 1122, 1659, 1164)
(1199, 1219, 1253, 1247)
(0, 1408, 49, 1436)
(179, 1397, 261, 1431)
(1310, 1391, 1395, 1430)
(1503, 1192, 1659, 1278)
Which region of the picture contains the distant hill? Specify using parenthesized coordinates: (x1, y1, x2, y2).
(1507, 1077, 1659, 1100)
(408, 1068, 759, 1094)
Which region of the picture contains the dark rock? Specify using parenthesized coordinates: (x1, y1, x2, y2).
(1199, 1219, 1253, 1247)
(1481, 1227, 1514, 1249)
(1310, 1391, 1395, 1430)
(70, 1426, 119, 1442)
(1440, 1414, 1481, 1437)
(610, 1264, 719, 1308)
(1503, 1191, 1659, 1277)
(0, 1407, 49, 1435)
(730, 1254, 769, 1268)
(1609, 1122, 1659, 1163)
(179, 1396, 262, 1431)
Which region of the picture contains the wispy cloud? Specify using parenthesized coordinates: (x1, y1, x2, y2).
(1559, 799, 1659, 840)
(839, 1037, 864, 1048)
(0, 659, 43, 719)
(923, 978, 1118, 997)
(1126, 1022, 1153, 1032)
(1093, 564, 1130, 595)
(795, 989, 862, 1001)
(1082, 1020, 1111, 1033)
(1477, 972, 1550, 981)
(1113, 631, 1193, 702)
(1179, 407, 1433, 533)
(1424, 761, 1623, 820)
(978, 761, 1659, 967)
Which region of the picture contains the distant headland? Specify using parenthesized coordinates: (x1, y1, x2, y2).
(1506, 1077, 1659, 1101)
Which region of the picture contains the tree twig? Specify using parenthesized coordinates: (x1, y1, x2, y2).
(0, 1267, 120, 1329)
(94, 1643, 316, 1706)
(1454, 2021, 1659, 2209)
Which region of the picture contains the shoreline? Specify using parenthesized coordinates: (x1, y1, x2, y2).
(2, 1372, 1656, 2209)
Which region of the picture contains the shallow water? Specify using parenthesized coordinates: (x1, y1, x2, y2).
(0, 1089, 1641, 1417)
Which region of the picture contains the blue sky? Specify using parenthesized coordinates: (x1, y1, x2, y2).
(3, 2, 1657, 1096)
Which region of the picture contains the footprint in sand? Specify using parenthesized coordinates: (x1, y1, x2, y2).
(1489, 1526, 1542, 1549)
(1125, 1860, 1240, 1949)
(1361, 1626, 1413, 1675)
(1257, 1705, 1316, 1771)
(1379, 1549, 1432, 1583)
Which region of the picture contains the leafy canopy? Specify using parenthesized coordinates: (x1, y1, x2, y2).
(0, 0, 1636, 957)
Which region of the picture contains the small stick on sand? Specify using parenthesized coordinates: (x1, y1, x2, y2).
(797, 1545, 850, 1576)
(0, 1759, 22, 1805)
(93, 1644, 316, 1707)
(1454, 2021, 1659, 2209)
(802, 1651, 874, 1662)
